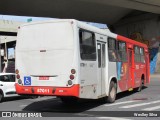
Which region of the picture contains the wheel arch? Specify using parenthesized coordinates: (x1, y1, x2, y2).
(106, 76, 118, 96)
(141, 73, 145, 84)
(0, 89, 4, 96)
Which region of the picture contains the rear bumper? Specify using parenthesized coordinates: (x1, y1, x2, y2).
(15, 83, 79, 97)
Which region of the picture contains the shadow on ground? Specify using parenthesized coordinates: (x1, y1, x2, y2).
(23, 87, 148, 113)
(2, 96, 30, 103)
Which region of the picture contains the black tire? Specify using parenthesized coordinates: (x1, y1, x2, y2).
(0, 93, 4, 103)
(136, 78, 144, 92)
(60, 97, 78, 104)
(104, 81, 117, 103)
(30, 95, 39, 99)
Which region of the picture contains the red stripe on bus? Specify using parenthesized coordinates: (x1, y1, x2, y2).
(15, 83, 79, 97)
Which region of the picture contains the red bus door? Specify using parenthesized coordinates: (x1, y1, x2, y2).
(145, 52, 150, 84)
(128, 49, 134, 90)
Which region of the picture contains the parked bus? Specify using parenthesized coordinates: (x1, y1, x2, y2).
(15, 19, 150, 103)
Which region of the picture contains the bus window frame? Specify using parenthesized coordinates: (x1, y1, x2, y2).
(134, 45, 145, 64)
(108, 37, 117, 62)
(79, 29, 97, 61)
(117, 40, 128, 62)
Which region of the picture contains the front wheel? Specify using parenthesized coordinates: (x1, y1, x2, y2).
(0, 93, 4, 103)
(104, 81, 117, 103)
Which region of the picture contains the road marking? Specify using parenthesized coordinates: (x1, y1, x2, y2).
(120, 100, 160, 108)
(143, 105, 160, 111)
(97, 117, 131, 120)
(104, 100, 138, 107)
(19, 105, 27, 107)
(76, 113, 95, 117)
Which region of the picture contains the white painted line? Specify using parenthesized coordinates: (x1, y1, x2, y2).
(104, 100, 137, 107)
(143, 105, 160, 111)
(76, 113, 95, 117)
(19, 105, 27, 107)
(120, 100, 160, 109)
(97, 117, 131, 120)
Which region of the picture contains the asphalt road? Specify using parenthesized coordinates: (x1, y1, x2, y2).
(0, 76, 160, 120)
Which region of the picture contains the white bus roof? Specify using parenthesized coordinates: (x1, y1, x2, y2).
(19, 19, 117, 38)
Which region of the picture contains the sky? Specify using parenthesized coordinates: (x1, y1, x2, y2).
(0, 14, 53, 22)
(0, 14, 107, 29)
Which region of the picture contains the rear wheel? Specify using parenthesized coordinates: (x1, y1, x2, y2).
(60, 97, 78, 104)
(30, 95, 39, 99)
(103, 81, 117, 103)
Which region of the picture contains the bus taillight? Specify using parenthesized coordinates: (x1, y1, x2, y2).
(15, 69, 19, 74)
(68, 80, 72, 85)
(70, 75, 74, 80)
(18, 79, 22, 85)
(71, 69, 76, 74)
(17, 74, 20, 79)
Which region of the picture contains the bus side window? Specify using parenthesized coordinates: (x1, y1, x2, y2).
(134, 46, 141, 62)
(117, 41, 127, 62)
(79, 30, 96, 61)
(108, 38, 117, 62)
(140, 47, 145, 63)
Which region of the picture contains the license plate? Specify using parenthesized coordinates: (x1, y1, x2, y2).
(36, 88, 50, 94)
(39, 76, 49, 80)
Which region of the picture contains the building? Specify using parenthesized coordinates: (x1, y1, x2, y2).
(0, 19, 24, 73)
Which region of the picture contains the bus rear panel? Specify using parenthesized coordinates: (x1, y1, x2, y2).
(15, 20, 79, 97)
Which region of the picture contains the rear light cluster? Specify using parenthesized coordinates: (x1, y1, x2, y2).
(16, 69, 22, 85)
(70, 75, 74, 80)
(68, 69, 76, 86)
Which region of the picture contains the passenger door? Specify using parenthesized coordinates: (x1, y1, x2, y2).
(128, 49, 134, 89)
(145, 52, 150, 83)
(97, 42, 106, 96)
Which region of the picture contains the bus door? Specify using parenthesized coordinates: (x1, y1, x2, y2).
(97, 42, 106, 96)
(128, 49, 134, 89)
(145, 52, 150, 83)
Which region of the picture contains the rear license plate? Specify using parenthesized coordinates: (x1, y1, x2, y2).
(36, 88, 50, 94)
(39, 76, 49, 80)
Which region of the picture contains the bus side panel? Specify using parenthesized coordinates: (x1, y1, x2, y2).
(108, 62, 118, 92)
(117, 62, 129, 92)
(78, 29, 98, 99)
(134, 63, 142, 87)
(79, 61, 98, 99)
